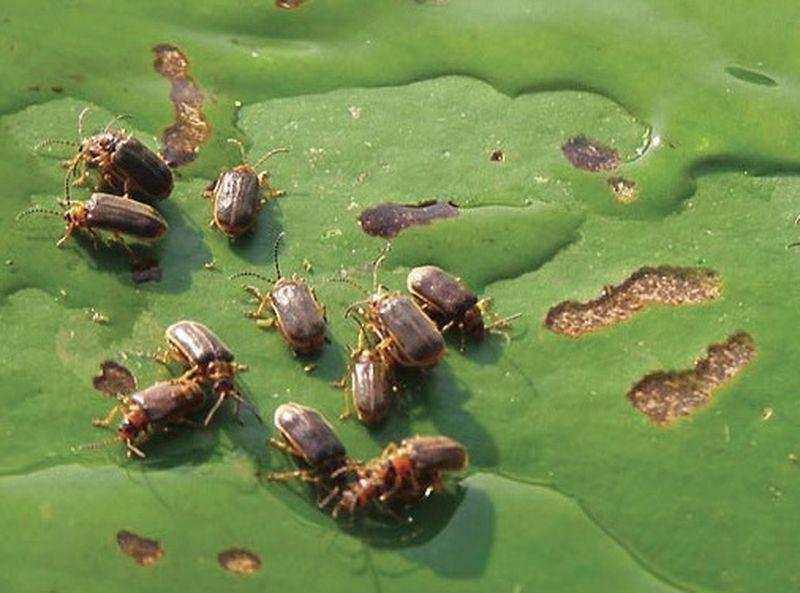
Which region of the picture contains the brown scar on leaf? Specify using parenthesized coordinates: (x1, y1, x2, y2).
(152, 44, 210, 167)
(607, 176, 638, 204)
(628, 332, 756, 425)
(562, 135, 620, 172)
(218, 548, 262, 575)
(93, 361, 137, 397)
(116, 530, 164, 566)
(357, 200, 458, 238)
(546, 266, 722, 337)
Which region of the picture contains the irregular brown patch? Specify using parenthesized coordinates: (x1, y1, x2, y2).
(607, 176, 638, 204)
(218, 548, 262, 575)
(546, 266, 722, 337)
(152, 44, 210, 167)
(131, 258, 163, 284)
(93, 361, 137, 397)
(276, 0, 308, 8)
(628, 332, 756, 425)
(116, 530, 164, 566)
(358, 200, 458, 238)
(562, 135, 619, 172)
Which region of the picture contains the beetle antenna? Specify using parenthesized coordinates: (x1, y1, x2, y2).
(16, 206, 62, 221)
(32, 138, 80, 153)
(325, 276, 368, 295)
(252, 147, 289, 170)
(70, 436, 119, 453)
(226, 138, 248, 165)
(77, 106, 92, 137)
(62, 155, 81, 206)
(273, 231, 285, 279)
(229, 271, 274, 283)
(372, 243, 392, 291)
(103, 113, 131, 132)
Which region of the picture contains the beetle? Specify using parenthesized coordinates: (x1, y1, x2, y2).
(204, 139, 288, 236)
(407, 265, 520, 345)
(34, 107, 173, 202)
(231, 232, 327, 354)
(334, 435, 468, 516)
(266, 402, 354, 505)
(16, 192, 168, 249)
(91, 378, 206, 458)
(336, 326, 396, 427)
(344, 249, 445, 368)
(159, 320, 257, 425)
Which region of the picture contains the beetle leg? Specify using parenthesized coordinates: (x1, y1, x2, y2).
(55, 224, 76, 248)
(111, 232, 135, 257)
(231, 392, 263, 424)
(268, 437, 303, 457)
(339, 389, 353, 421)
(257, 171, 285, 198)
(92, 406, 120, 428)
(125, 439, 147, 458)
(203, 393, 228, 426)
(263, 469, 319, 483)
(174, 417, 205, 430)
(317, 485, 341, 509)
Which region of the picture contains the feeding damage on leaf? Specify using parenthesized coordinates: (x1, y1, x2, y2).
(627, 332, 756, 425)
(546, 266, 722, 337)
(357, 200, 458, 238)
(116, 530, 164, 566)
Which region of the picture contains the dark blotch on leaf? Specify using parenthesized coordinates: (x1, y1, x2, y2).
(152, 44, 210, 167)
(628, 332, 756, 425)
(725, 66, 778, 87)
(131, 258, 163, 284)
(93, 361, 137, 397)
(218, 548, 262, 575)
(116, 530, 164, 566)
(358, 200, 458, 238)
(562, 135, 619, 172)
(607, 176, 638, 203)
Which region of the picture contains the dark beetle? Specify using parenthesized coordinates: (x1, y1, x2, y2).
(337, 328, 395, 427)
(334, 435, 468, 516)
(204, 140, 288, 236)
(161, 320, 255, 425)
(17, 192, 168, 249)
(345, 250, 444, 368)
(266, 403, 352, 503)
(408, 265, 520, 343)
(232, 233, 327, 354)
(35, 108, 173, 202)
(92, 378, 206, 458)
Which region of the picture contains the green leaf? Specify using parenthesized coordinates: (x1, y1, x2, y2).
(2, 2, 800, 592)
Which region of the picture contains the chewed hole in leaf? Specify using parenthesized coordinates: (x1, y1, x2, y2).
(628, 332, 756, 425)
(607, 176, 638, 204)
(218, 548, 262, 575)
(561, 135, 619, 172)
(357, 200, 459, 238)
(116, 530, 164, 566)
(152, 43, 210, 167)
(93, 361, 137, 397)
(546, 266, 722, 337)
(489, 149, 505, 163)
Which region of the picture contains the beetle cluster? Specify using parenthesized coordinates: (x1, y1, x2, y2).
(90, 321, 253, 457)
(17, 109, 287, 254)
(266, 402, 468, 517)
(17, 108, 174, 253)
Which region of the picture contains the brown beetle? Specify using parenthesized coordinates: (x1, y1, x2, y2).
(334, 435, 468, 516)
(407, 265, 520, 345)
(91, 377, 206, 458)
(232, 233, 327, 354)
(34, 107, 173, 202)
(16, 192, 168, 250)
(159, 320, 257, 425)
(345, 249, 445, 368)
(335, 325, 396, 427)
(204, 139, 288, 236)
(266, 402, 354, 506)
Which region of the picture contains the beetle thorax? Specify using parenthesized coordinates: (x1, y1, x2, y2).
(82, 132, 124, 164)
(119, 407, 148, 441)
(64, 204, 88, 228)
